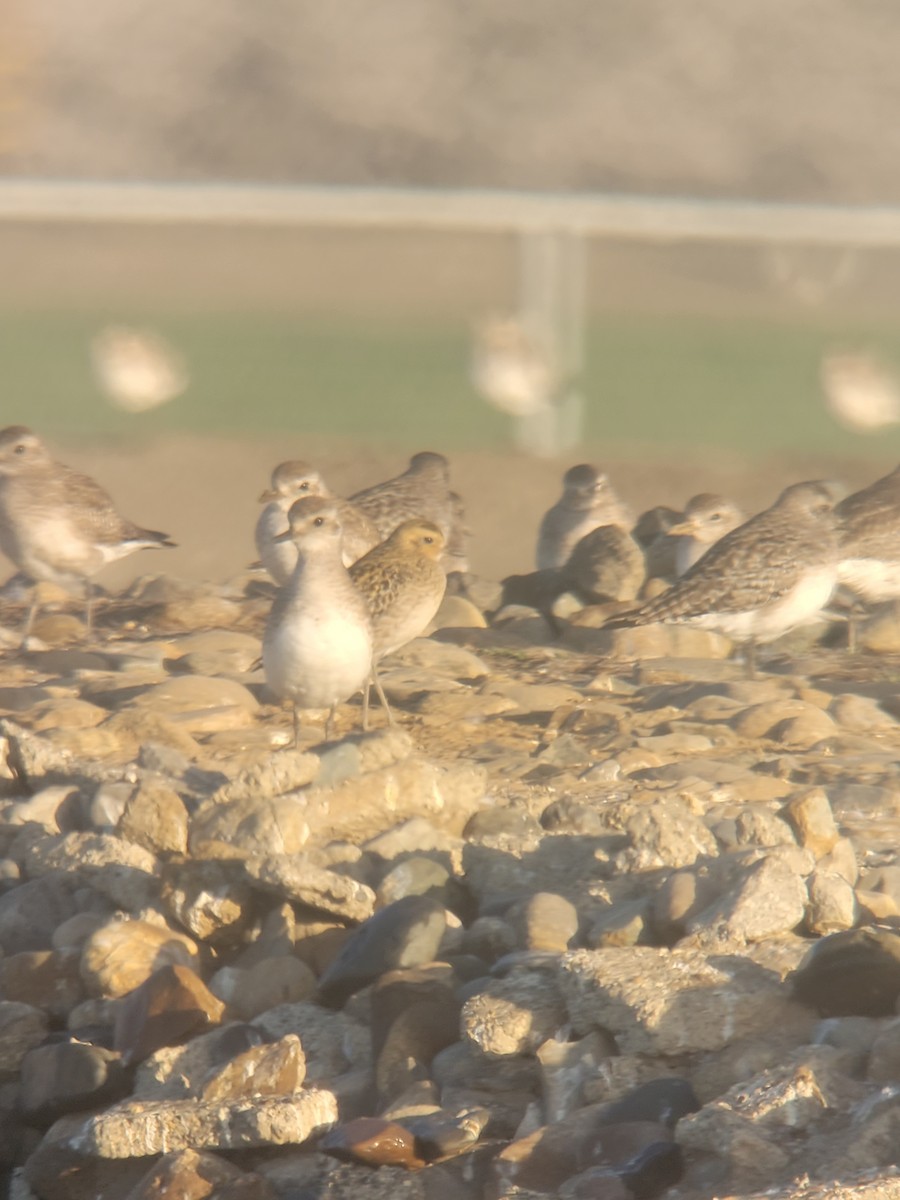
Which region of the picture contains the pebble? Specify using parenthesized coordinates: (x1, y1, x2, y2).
(2, 562, 900, 1197)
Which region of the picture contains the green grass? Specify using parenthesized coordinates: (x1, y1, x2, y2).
(4, 309, 900, 457)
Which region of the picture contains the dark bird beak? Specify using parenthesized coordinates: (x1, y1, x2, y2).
(272, 527, 293, 544)
(258, 488, 279, 502)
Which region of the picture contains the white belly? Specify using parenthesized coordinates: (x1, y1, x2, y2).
(685, 565, 837, 643)
(838, 556, 900, 603)
(256, 504, 298, 586)
(0, 512, 99, 587)
(264, 609, 372, 709)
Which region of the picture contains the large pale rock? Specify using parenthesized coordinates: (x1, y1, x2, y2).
(200, 1034, 306, 1102)
(189, 795, 310, 860)
(15, 832, 160, 910)
(620, 798, 718, 869)
(81, 919, 200, 998)
(252, 1002, 372, 1084)
(559, 946, 813, 1055)
(40, 1089, 338, 1157)
(117, 783, 189, 856)
(161, 859, 256, 945)
(686, 854, 809, 942)
(783, 788, 840, 859)
(210, 749, 320, 805)
(461, 972, 567, 1058)
(243, 854, 375, 922)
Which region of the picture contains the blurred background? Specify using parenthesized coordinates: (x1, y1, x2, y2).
(3, 0, 900, 580)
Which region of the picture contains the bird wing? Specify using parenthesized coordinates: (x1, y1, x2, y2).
(837, 477, 900, 558)
(620, 515, 814, 623)
(58, 466, 168, 546)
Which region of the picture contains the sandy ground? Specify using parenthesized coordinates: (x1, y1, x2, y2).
(33, 432, 896, 597)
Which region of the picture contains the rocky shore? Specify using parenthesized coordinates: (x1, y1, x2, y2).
(2, 574, 900, 1199)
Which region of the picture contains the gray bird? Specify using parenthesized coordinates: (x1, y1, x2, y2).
(606, 481, 840, 675)
(667, 493, 746, 577)
(349, 452, 454, 544)
(835, 464, 900, 604)
(256, 460, 379, 583)
(536, 464, 632, 570)
(263, 497, 373, 745)
(0, 425, 175, 637)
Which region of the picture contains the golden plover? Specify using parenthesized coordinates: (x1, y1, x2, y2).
(0, 425, 175, 636)
(349, 518, 447, 725)
(262, 497, 373, 744)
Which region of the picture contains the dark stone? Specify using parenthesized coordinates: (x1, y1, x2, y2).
(321, 1116, 426, 1168)
(599, 1078, 699, 1130)
(462, 808, 542, 841)
(19, 1041, 130, 1124)
(317, 896, 447, 1008)
(791, 927, 900, 1016)
(615, 1140, 684, 1199)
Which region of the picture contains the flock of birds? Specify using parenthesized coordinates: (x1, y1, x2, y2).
(0, 424, 899, 741)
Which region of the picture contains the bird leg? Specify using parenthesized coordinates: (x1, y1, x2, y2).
(371, 663, 394, 726)
(292, 703, 301, 748)
(361, 681, 370, 732)
(84, 582, 94, 639)
(743, 638, 758, 680)
(22, 592, 39, 641)
(324, 703, 337, 742)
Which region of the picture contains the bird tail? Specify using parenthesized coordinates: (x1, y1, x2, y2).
(133, 528, 177, 549)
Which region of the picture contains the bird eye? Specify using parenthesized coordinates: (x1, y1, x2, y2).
(299, 481, 310, 491)
(710, 513, 722, 522)
(13, 444, 25, 455)
(313, 516, 325, 527)
(423, 535, 434, 544)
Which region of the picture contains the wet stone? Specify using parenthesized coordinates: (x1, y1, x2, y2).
(321, 1116, 425, 1168)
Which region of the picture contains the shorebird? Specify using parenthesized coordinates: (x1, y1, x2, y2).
(470, 314, 555, 417)
(0, 425, 175, 637)
(667, 493, 746, 577)
(605, 481, 840, 675)
(564, 524, 645, 604)
(349, 452, 454, 543)
(256, 460, 379, 583)
(350, 519, 447, 726)
(831, 464, 900, 649)
(90, 325, 187, 413)
(536, 464, 632, 570)
(821, 351, 900, 433)
(262, 497, 373, 745)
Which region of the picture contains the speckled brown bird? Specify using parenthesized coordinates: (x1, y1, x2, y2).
(350, 518, 447, 725)
(606, 481, 840, 674)
(536, 464, 633, 570)
(0, 425, 175, 636)
(835, 464, 900, 603)
(349, 452, 454, 544)
(263, 497, 373, 744)
(256, 460, 380, 583)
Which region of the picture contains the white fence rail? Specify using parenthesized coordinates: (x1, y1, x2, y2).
(6, 181, 895, 454)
